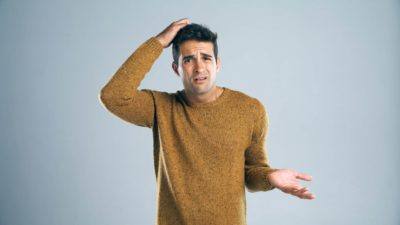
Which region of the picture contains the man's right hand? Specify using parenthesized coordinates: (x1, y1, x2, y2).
(155, 18, 191, 48)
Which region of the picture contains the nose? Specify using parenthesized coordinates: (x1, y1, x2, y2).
(194, 58, 205, 73)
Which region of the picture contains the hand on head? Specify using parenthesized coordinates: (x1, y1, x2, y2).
(156, 18, 191, 48)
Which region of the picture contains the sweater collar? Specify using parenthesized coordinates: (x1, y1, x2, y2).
(177, 87, 230, 108)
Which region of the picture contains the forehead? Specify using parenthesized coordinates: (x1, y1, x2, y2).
(179, 40, 214, 56)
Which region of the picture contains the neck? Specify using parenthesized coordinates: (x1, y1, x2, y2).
(184, 86, 223, 104)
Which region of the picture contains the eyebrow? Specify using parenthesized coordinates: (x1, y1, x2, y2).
(182, 53, 213, 61)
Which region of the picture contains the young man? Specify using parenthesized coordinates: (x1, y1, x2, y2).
(99, 18, 315, 225)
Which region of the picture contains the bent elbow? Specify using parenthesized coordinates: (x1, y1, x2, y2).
(98, 88, 113, 109)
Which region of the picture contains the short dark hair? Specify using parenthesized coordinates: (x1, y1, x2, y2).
(172, 23, 218, 64)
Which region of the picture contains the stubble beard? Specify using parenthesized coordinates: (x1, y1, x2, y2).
(189, 79, 216, 96)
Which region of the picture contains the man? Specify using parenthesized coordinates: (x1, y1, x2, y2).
(99, 18, 315, 225)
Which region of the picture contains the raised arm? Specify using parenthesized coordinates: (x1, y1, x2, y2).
(99, 18, 191, 127)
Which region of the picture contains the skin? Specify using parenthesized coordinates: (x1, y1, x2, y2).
(172, 40, 223, 104)
(156, 18, 222, 104)
(155, 18, 316, 200)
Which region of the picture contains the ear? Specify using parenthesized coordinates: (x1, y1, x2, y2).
(216, 57, 222, 72)
(172, 62, 180, 76)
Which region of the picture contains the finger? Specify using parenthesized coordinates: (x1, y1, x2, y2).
(295, 187, 309, 193)
(174, 18, 191, 24)
(289, 184, 303, 192)
(298, 192, 316, 200)
(291, 186, 308, 196)
(295, 188, 316, 199)
(173, 18, 191, 28)
(174, 18, 190, 23)
(283, 183, 316, 200)
(176, 21, 191, 30)
(156, 19, 191, 47)
(295, 172, 313, 181)
(168, 19, 191, 35)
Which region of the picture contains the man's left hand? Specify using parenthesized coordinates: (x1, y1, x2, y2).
(267, 169, 316, 200)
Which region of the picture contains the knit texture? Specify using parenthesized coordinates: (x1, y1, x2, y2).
(99, 37, 276, 225)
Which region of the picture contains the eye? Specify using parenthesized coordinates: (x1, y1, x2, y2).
(183, 58, 192, 63)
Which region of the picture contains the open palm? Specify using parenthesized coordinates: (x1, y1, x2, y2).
(267, 169, 316, 199)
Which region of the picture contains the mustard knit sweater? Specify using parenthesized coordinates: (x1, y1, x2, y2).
(99, 37, 275, 225)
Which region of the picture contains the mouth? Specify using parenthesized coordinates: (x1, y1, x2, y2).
(193, 76, 207, 84)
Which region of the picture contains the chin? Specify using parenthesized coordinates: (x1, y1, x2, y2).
(186, 83, 215, 95)
(196, 86, 214, 95)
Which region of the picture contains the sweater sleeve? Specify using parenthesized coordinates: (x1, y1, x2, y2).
(99, 37, 163, 128)
(244, 101, 277, 192)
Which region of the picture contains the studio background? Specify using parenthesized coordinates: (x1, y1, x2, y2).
(1, 0, 399, 225)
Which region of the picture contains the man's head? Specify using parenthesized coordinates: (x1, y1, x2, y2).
(171, 23, 221, 98)
(172, 23, 218, 65)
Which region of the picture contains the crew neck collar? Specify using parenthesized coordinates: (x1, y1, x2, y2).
(178, 87, 230, 108)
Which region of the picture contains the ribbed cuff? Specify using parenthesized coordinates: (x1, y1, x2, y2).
(263, 168, 278, 191)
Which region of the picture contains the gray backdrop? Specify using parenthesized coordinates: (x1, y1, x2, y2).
(1, 0, 399, 225)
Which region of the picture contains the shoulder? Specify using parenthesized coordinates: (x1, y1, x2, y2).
(141, 89, 185, 106)
(226, 88, 266, 114)
(140, 89, 174, 101)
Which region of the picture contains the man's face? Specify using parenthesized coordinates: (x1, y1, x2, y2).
(173, 40, 221, 96)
